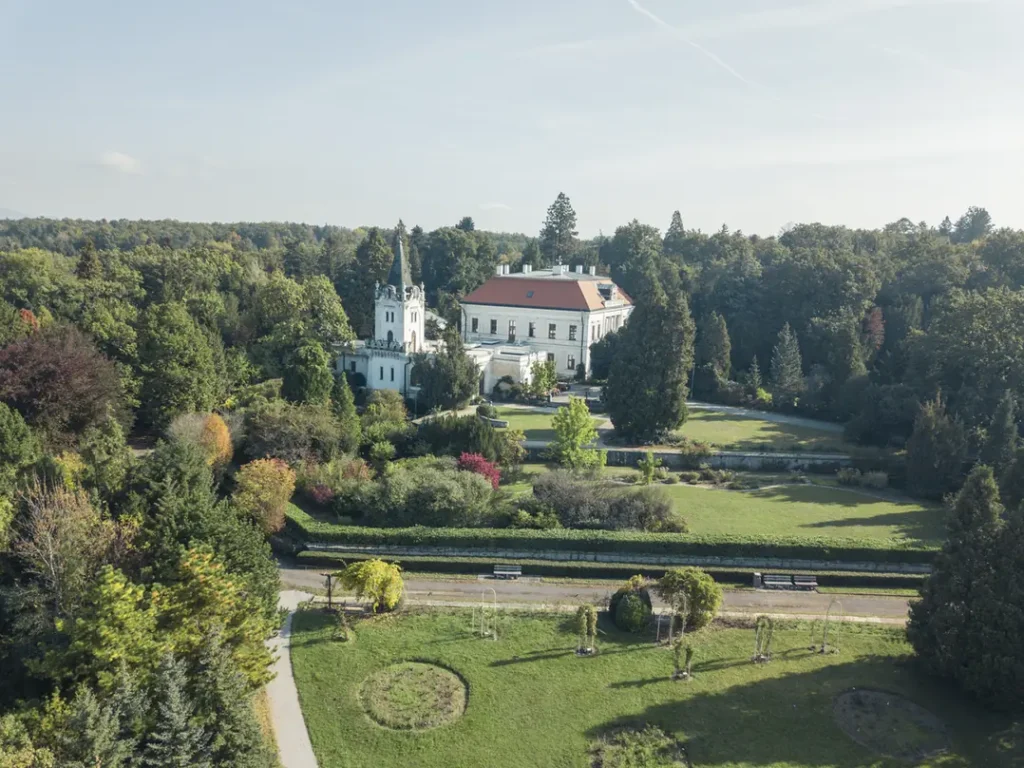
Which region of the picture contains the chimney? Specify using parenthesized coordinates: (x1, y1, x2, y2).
(523, 264, 532, 274)
(503, 264, 510, 275)
(574, 265, 584, 274)
(588, 266, 596, 276)
(496, 264, 504, 276)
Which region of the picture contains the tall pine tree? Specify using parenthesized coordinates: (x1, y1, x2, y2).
(142, 655, 211, 768)
(606, 280, 695, 442)
(331, 373, 362, 453)
(769, 323, 803, 408)
(981, 390, 1018, 476)
(694, 312, 731, 399)
(50, 686, 134, 768)
(906, 395, 967, 499)
(662, 210, 686, 261)
(539, 192, 578, 266)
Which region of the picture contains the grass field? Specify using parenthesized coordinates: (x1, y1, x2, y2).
(502, 467, 943, 546)
(496, 406, 603, 442)
(674, 410, 850, 453)
(291, 609, 1019, 768)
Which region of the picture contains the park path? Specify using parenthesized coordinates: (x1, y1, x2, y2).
(279, 568, 911, 624)
(266, 590, 319, 768)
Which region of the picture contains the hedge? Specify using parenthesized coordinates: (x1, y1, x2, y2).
(286, 507, 937, 566)
(293, 550, 927, 589)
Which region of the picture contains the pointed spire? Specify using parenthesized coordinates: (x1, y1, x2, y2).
(388, 220, 412, 292)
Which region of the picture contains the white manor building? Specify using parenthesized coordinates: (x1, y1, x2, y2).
(336, 228, 634, 397)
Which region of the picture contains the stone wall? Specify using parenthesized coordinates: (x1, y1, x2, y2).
(524, 446, 852, 473)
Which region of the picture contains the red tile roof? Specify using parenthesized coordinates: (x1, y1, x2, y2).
(461, 277, 631, 312)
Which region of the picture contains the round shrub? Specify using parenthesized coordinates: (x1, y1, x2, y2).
(476, 403, 498, 419)
(614, 592, 651, 633)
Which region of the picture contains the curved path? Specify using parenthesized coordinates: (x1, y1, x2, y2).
(266, 590, 319, 768)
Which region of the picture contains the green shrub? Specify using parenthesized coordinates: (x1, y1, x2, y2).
(837, 468, 861, 486)
(614, 593, 650, 633)
(678, 471, 699, 484)
(607, 575, 653, 617)
(678, 440, 713, 470)
(862, 471, 889, 489)
(476, 403, 498, 419)
(655, 567, 723, 631)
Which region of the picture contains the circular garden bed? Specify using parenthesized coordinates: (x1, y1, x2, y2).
(359, 661, 467, 731)
(589, 725, 690, 767)
(833, 689, 950, 762)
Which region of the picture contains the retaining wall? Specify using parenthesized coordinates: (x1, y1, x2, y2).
(524, 446, 852, 472)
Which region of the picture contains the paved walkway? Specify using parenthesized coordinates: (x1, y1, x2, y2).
(266, 590, 318, 768)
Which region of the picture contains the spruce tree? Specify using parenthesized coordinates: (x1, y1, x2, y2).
(662, 210, 686, 260)
(51, 686, 134, 768)
(908, 466, 1021, 710)
(747, 356, 763, 394)
(142, 656, 212, 768)
(906, 395, 967, 499)
(769, 323, 803, 408)
(694, 312, 731, 398)
(1000, 445, 1024, 509)
(539, 192, 578, 265)
(194, 635, 275, 768)
(331, 373, 362, 454)
(981, 390, 1018, 476)
(75, 240, 103, 281)
(411, 327, 480, 412)
(606, 284, 695, 442)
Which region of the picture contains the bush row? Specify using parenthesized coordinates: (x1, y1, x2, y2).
(294, 550, 927, 589)
(285, 507, 937, 565)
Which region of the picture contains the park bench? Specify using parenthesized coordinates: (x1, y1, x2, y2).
(493, 564, 522, 580)
(793, 574, 819, 591)
(761, 574, 793, 590)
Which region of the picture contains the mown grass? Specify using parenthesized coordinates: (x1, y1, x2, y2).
(291, 609, 1019, 768)
(496, 406, 603, 442)
(672, 410, 850, 454)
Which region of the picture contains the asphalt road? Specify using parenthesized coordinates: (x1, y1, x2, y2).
(278, 566, 911, 623)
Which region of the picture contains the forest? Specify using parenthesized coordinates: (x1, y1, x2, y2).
(2, 197, 1024, 760)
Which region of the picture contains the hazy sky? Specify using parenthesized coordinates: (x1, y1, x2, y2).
(2, 0, 1022, 236)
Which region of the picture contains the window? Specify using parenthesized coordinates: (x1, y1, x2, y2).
(490, 319, 498, 335)
(508, 320, 516, 341)
(547, 353, 555, 362)
(567, 355, 576, 371)
(350, 361, 356, 372)
(569, 325, 577, 341)
(591, 325, 597, 341)
(379, 366, 384, 379)
(528, 322, 536, 338)
(471, 317, 479, 333)
(548, 323, 557, 340)
(390, 367, 395, 382)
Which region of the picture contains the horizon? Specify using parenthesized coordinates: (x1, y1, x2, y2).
(3, 0, 1022, 237)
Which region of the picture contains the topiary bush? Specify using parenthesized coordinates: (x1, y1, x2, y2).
(614, 592, 651, 633)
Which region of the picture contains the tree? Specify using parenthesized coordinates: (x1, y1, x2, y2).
(694, 311, 731, 398)
(539, 192, 578, 265)
(456, 216, 475, 232)
(981, 390, 1018, 476)
(746, 356, 763, 394)
(282, 340, 333, 405)
(338, 559, 403, 613)
(168, 412, 232, 470)
(951, 206, 993, 244)
(609, 576, 652, 633)
(0, 325, 126, 447)
(528, 359, 557, 399)
(243, 401, 344, 464)
(137, 303, 221, 431)
(662, 210, 686, 260)
(338, 228, 393, 338)
(908, 466, 1023, 710)
(142, 655, 212, 768)
(0, 402, 40, 493)
(548, 397, 604, 470)
(637, 451, 661, 485)
(79, 410, 133, 502)
(906, 395, 967, 499)
(606, 286, 695, 442)
(0, 713, 54, 768)
(75, 240, 103, 281)
(233, 459, 296, 535)
(769, 323, 803, 408)
(46, 686, 134, 768)
(654, 568, 723, 631)
(412, 327, 479, 411)
(588, 328, 621, 381)
(520, 239, 542, 269)
(331, 373, 361, 454)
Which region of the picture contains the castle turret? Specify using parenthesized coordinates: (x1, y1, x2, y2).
(374, 221, 424, 352)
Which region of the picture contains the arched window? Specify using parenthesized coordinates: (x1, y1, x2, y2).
(387, 330, 394, 343)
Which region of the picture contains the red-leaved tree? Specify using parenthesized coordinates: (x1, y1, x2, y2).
(0, 325, 126, 447)
(457, 452, 500, 490)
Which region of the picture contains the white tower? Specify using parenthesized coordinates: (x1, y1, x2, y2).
(374, 222, 424, 353)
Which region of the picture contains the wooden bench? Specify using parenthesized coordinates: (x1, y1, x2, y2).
(762, 574, 793, 590)
(793, 574, 819, 591)
(493, 564, 522, 580)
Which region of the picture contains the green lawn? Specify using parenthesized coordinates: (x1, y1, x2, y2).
(674, 410, 850, 453)
(291, 609, 1019, 768)
(661, 483, 943, 545)
(496, 406, 603, 442)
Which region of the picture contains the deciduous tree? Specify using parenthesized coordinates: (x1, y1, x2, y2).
(412, 327, 479, 411)
(338, 559, 404, 613)
(549, 397, 604, 470)
(281, 341, 333, 405)
(233, 459, 296, 535)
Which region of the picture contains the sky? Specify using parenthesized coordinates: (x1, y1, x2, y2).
(2, 0, 1022, 237)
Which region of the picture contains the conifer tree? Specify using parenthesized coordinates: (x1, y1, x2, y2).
(769, 323, 803, 408)
(981, 390, 1018, 476)
(906, 395, 967, 499)
(662, 210, 686, 260)
(747, 356, 763, 394)
(331, 373, 361, 453)
(539, 192, 578, 265)
(75, 240, 103, 281)
(51, 686, 134, 768)
(142, 655, 211, 768)
(606, 282, 695, 442)
(694, 311, 731, 398)
(281, 340, 333, 405)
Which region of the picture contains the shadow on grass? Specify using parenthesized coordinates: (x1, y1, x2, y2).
(800, 509, 945, 545)
(588, 657, 1018, 768)
(681, 411, 846, 453)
